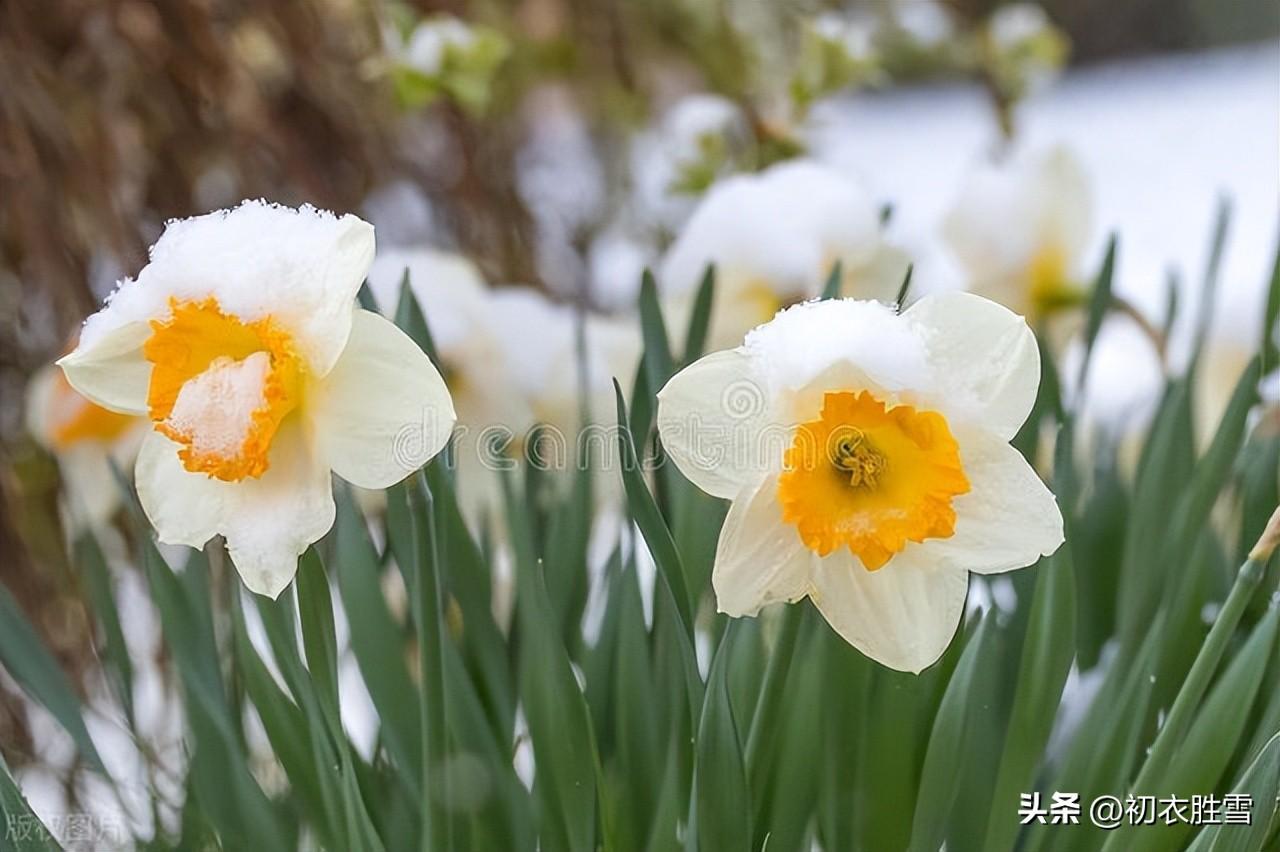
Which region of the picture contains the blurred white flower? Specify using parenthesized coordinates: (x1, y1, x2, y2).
(631, 94, 750, 229)
(659, 159, 908, 350)
(401, 16, 479, 77)
(984, 3, 1070, 97)
(59, 202, 454, 597)
(388, 14, 509, 112)
(367, 249, 640, 521)
(26, 362, 144, 533)
(943, 145, 1093, 322)
(891, 0, 955, 49)
(656, 293, 1062, 672)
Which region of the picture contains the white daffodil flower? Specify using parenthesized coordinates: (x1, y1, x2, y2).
(943, 145, 1092, 322)
(58, 202, 455, 597)
(26, 362, 145, 533)
(367, 249, 640, 522)
(659, 159, 909, 352)
(656, 293, 1063, 672)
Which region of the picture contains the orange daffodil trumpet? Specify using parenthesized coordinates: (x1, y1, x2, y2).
(656, 293, 1064, 672)
(58, 201, 455, 597)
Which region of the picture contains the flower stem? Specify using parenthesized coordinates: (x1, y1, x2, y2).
(1126, 537, 1273, 798)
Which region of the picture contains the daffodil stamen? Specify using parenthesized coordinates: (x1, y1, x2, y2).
(778, 390, 970, 569)
(830, 427, 887, 488)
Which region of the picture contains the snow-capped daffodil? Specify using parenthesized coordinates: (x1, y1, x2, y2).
(943, 145, 1092, 322)
(656, 293, 1063, 672)
(659, 159, 909, 351)
(26, 362, 145, 533)
(58, 202, 455, 597)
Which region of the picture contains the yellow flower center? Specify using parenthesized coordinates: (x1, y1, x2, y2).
(1027, 243, 1081, 317)
(143, 298, 302, 482)
(48, 373, 135, 449)
(778, 390, 970, 569)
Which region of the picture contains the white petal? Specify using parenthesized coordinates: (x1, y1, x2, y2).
(136, 421, 336, 598)
(713, 474, 814, 616)
(809, 550, 968, 673)
(136, 430, 233, 549)
(77, 202, 374, 378)
(1027, 146, 1092, 264)
(59, 445, 123, 534)
(220, 425, 335, 598)
(913, 430, 1064, 575)
(364, 249, 488, 355)
(310, 309, 455, 489)
(24, 365, 57, 447)
(906, 291, 1040, 439)
(656, 348, 775, 499)
(57, 322, 152, 415)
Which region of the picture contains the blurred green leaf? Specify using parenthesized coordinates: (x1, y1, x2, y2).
(141, 543, 292, 852)
(0, 581, 105, 773)
(73, 532, 134, 724)
(0, 752, 59, 851)
(1195, 732, 1280, 852)
(1111, 608, 1278, 852)
(820, 259, 843, 300)
(1078, 234, 1118, 387)
(1262, 237, 1280, 373)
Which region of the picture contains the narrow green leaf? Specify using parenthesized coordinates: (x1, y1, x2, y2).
(518, 558, 600, 852)
(1262, 236, 1279, 373)
(696, 621, 751, 852)
(894, 263, 914, 312)
(1190, 197, 1232, 365)
(332, 489, 424, 794)
(612, 381, 695, 639)
(1201, 732, 1280, 852)
(395, 270, 442, 370)
(230, 593, 337, 845)
(406, 476, 453, 852)
(1127, 558, 1269, 795)
(682, 264, 717, 365)
(0, 752, 61, 851)
(1109, 608, 1279, 852)
(639, 268, 676, 390)
(357, 280, 379, 311)
(909, 612, 997, 852)
(0, 581, 105, 772)
(820, 259, 843, 300)
(297, 550, 340, 716)
(983, 546, 1077, 852)
(1077, 234, 1117, 388)
(142, 543, 291, 852)
(744, 604, 804, 789)
(73, 532, 134, 723)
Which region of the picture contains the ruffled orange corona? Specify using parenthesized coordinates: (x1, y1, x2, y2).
(144, 298, 301, 482)
(777, 391, 970, 569)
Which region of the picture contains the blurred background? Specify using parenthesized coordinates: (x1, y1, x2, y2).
(0, 0, 1277, 838)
